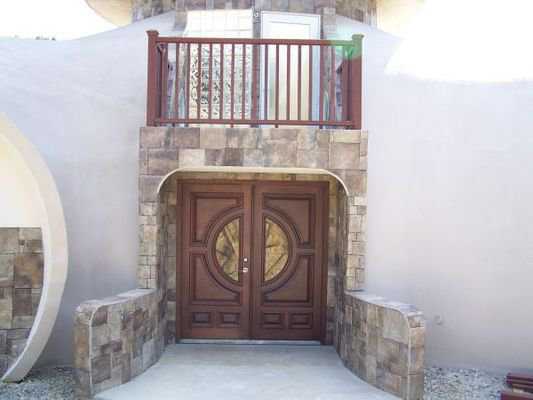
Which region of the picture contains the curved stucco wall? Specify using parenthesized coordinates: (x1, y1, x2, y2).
(0, 136, 44, 227)
(0, 115, 68, 381)
(336, 15, 533, 371)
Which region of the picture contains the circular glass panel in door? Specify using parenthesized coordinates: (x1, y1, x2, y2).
(264, 218, 289, 281)
(215, 218, 240, 281)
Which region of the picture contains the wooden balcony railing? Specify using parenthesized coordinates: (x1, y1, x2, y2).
(146, 30, 363, 129)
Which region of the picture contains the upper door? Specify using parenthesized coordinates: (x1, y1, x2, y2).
(180, 182, 252, 339)
(252, 182, 327, 340)
(260, 11, 321, 121)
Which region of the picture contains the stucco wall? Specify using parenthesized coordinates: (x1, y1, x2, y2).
(336, 16, 533, 371)
(0, 137, 44, 228)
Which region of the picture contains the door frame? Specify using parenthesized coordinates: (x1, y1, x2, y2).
(175, 179, 329, 343)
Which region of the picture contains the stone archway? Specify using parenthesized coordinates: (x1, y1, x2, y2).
(155, 168, 350, 343)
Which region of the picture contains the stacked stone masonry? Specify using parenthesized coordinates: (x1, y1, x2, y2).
(74, 289, 164, 399)
(336, 293, 425, 400)
(0, 228, 43, 377)
(138, 126, 367, 293)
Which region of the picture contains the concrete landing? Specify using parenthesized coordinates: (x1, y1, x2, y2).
(96, 344, 398, 400)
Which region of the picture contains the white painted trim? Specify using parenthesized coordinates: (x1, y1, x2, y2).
(0, 114, 68, 382)
(156, 166, 351, 196)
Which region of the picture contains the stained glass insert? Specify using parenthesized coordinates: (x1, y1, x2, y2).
(215, 219, 240, 281)
(264, 218, 289, 281)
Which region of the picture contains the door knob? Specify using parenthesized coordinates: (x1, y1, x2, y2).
(243, 257, 248, 263)
(242, 267, 249, 273)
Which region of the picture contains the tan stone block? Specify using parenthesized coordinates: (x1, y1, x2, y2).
(14, 254, 43, 288)
(352, 196, 367, 206)
(360, 135, 368, 157)
(223, 148, 244, 166)
(342, 170, 366, 196)
(329, 143, 359, 170)
(140, 127, 170, 149)
(359, 155, 367, 171)
(382, 309, 409, 345)
(403, 373, 424, 400)
(297, 150, 328, 168)
(140, 202, 158, 217)
(9, 338, 28, 358)
(13, 288, 32, 317)
(74, 322, 90, 370)
(0, 255, 14, 288)
(19, 228, 41, 241)
(297, 128, 317, 150)
(243, 149, 264, 166)
(202, 149, 221, 166)
(139, 223, 157, 254)
(226, 128, 260, 149)
(91, 354, 112, 385)
(139, 175, 163, 203)
(262, 141, 297, 167)
(12, 315, 34, 329)
(179, 149, 205, 168)
(331, 130, 361, 143)
(147, 149, 179, 175)
(409, 327, 425, 348)
(139, 149, 148, 174)
(0, 229, 18, 254)
(349, 215, 362, 232)
(199, 129, 226, 149)
(171, 128, 200, 148)
(0, 288, 12, 329)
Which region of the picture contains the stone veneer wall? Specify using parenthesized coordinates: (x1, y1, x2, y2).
(132, 0, 176, 21)
(336, 0, 377, 25)
(0, 228, 43, 377)
(138, 127, 367, 292)
(74, 289, 164, 399)
(335, 293, 425, 399)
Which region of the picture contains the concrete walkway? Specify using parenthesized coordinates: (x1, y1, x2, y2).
(96, 344, 398, 400)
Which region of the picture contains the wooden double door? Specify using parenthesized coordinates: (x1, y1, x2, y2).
(178, 181, 328, 341)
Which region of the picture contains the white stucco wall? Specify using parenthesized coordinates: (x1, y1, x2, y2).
(337, 14, 533, 371)
(0, 135, 43, 227)
(0, 9, 532, 372)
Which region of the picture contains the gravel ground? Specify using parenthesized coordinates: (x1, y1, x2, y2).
(0, 366, 75, 400)
(0, 365, 506, 399)
(425, 366, 506, 400)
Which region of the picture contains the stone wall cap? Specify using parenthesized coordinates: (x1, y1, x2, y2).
(346, 290, 425, 320)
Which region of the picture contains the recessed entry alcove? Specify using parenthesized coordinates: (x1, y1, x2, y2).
(156, 170, 347, 343)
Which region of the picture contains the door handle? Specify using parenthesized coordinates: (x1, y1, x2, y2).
(243, 257, 248, 263)
(242, 267, 249, 273)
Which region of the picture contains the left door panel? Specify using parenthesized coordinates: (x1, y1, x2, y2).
(179, 182, 252, 339)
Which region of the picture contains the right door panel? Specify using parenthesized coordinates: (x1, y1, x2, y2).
(251, 182, 327, 340)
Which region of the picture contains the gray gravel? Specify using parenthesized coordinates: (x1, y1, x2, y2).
(0, 365, 506, 399)
(0, 366, 75, 400)
(425, 366, 506, 400)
